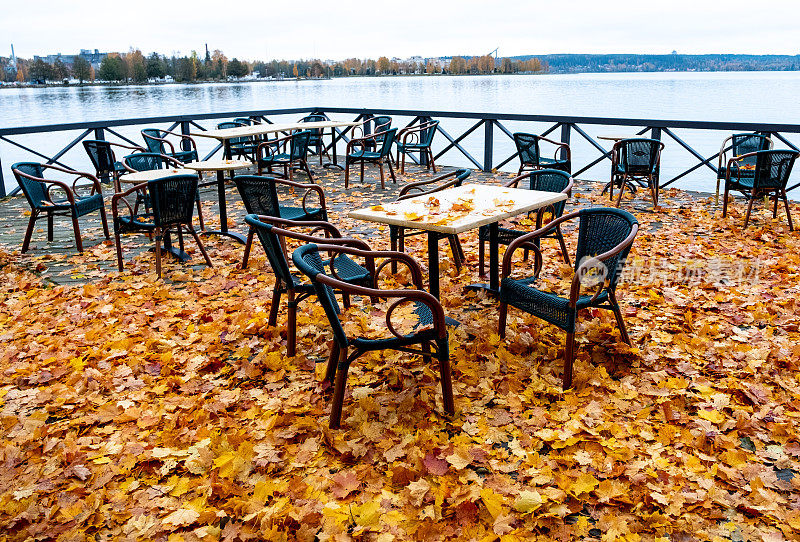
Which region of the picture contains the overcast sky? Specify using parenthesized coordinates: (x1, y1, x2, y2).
(3, 0, 800, 61)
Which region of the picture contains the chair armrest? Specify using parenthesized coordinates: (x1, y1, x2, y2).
(501, 211, 580, 279)
(315, 273, 447, 340)
(538, 136, 571, 161)
(397, 170, 463, 199)
(314, 244, 425, 291)
(159, 129, 198, 150)
(346, 132, 381, 153)
(270, 177, 327, 212)
(107, 141, 146, 153)
(111, 182, 147, 218)
(252, 215, 343, 238)
(567, 223, 638, 307)
(38, 164, 103, 199)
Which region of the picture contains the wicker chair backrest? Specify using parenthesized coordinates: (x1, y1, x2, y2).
(292, 243, 347, 344)
(141, 129, 166, 154)
(619, 138, 661, 176)
(234, 175, 280, 216)
(244, 214, 294, 287)
(732, 133, 771, 167)
(753, 150, 799, 190)
(289, 131, 312, 160)
(575, 208, 638, 290)
(522, 169, 571, 218)
(11, 162, 48, 210)
(124, 152, 169, 171)
(83, 140, 116, 174)
(147, 175, 198, 228)
(514, 132, 541, 166)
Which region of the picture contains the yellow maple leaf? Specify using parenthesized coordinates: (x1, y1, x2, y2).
(513, 490, 545, 513)
(697, 409, 725, 424)
(480, 488, 504, 519)
(162, 508, 199, 527)
(570, 473, 599, 496)
(355, 500, 381, 528)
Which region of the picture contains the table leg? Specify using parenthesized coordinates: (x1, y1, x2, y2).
(199, 170, 246, 243)
(323, 126, 345, 170)
(466, 221, 500, 296)
(428, 232, 439, 299)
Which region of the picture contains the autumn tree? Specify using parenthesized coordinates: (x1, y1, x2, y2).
(98, 54, 126, 82)
(377, 56, 390, 74)
(175, 57, 197, 82)
(449, 56, 467, 75)
(29, 58, 52, 83)
(127, 49, 147, 82)
(210, 49, 227, 79)
(146, 53, 166, 79)
(72, 56, 91, 84)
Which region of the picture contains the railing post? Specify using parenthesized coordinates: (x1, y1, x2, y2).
(560, 123, 571, 161)
(651, 127, 662, 141)
(180, 121, 191, 152)
(483, 119, 494, 172)
(0, 154, 6, 198)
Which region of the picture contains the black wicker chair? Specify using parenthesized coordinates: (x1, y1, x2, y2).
(141, 128, 199, 164)
(351, 115, 392, 152)
(243, 214, 373, 357)
(293, 242, 454, 428)
(11, 162, 110, 253)
(607, 138, 664, 207)
(345, 128, 398, 189)
(122, 152, 204, 229)
(299, 114, 330, 165)
(498, 207, 638, 389)
(112, 174, 212, 277)
(722, 149, 799, 230)
(217, 121, 261, 161)
(255, 130, 314, 182)
(396, 120, 439, 174)
(83, 140, 144, 190)
(479, 169, 573, 277)
(513, 132, 571, 175)
(389, 169, 471, 272)
(234, 174, 328, 264)
(716, 133, 772, 205)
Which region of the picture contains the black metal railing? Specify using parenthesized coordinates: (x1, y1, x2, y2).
(2, 106, 800, 198)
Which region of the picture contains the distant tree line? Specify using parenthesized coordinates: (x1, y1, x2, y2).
(7, 50, 796, 85)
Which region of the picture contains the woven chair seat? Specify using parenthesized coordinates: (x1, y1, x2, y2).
(258, 153, 293, 165)
(350, 300, 438, 350)
(538, 157, 570, 170)
(479, 224, 559, 245)
(396, 142, 427, 150)
(278, 205, 324, 221)
(717, 166, 756, 180)
(501, 276, 610, 332)
(47, 193, 104, 215)
(330, 253, 371, 284)
(347, 150, 381, 160)
(116, 213, 156, 232)
(172, 149, 198, 163)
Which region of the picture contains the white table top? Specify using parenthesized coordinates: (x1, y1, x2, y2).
(349, 184, 567, 235)
(118, 168, 194, 184)
(597, 134, 638, 142)
(182, 159, 252, 172)
(192, 120, 360, 141)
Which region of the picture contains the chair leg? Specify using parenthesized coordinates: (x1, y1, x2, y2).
(743, 188, 757, 229)
(498, 302, 508, 338)
(556, 226, 571, 266)
(378, 162, 385, 189)
(722, 183, 730, 218)
(71, 210, 84, 253)
(783, 191, 794, 231)
(48, 214, 54, 242)
(360, 160, 365, 183)
(154, 228, 163, 278)
(387, 158, 397, 183)
(186, 226, 212, 268)
(303, 160, 314, 182)
(99, 208, 110, 239)
(390, 226, 398, 273)
(608, 290, 631, 345)
(324, 342, 340, 384)
(195, 194, 205, 231)
(563, 331, 575, 390)
(773, 191, 779, 218)
(21, 212, 37, 253)
(242, 229, 255, 269)
(615, 176, 626, 208)
(287, 292, 297, 357)
(400, 151, 406, 174)
(344, 161, 350, 189)
(429, 149, 437, 173)
(478, 233, 485, 277)
(268, 284, 282, 326)
(436, 337, 454, 416)
(329, 346, 350, 429)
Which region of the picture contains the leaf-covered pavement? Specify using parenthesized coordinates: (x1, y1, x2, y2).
(1, 166, 800, 541)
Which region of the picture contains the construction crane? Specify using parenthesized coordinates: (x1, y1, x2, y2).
(488, 48, 498, 59)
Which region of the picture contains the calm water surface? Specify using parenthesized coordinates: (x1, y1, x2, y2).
(2, 72, 800, 193)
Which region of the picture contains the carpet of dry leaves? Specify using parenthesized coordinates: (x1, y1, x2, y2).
(2, 168, 800, 541)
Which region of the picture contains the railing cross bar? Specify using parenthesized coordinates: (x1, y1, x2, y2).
(433, 121, 484, 170)
(49, 129, 93, 164)
(0, 135, 73, 170)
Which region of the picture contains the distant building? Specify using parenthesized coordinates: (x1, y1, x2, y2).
(34, 49, 107, 70)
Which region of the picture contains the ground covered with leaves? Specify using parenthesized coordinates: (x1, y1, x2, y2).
(2, 167, 800, 541)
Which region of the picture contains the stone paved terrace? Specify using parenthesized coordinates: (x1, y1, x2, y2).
(0, 163, 706, 285)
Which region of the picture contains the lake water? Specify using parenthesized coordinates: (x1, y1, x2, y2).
(2, 72, 800, 194)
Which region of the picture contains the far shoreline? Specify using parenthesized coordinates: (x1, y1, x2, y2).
(4, 69, 800, 90)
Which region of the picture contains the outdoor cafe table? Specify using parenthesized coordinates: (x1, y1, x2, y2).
(182, 159, 251, 244)
(192, 120, 360, 168)
(349, 183, 568, 299)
